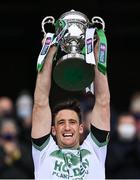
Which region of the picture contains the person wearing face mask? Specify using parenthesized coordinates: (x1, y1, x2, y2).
(16, 91, 33, 121)
(16, 91, 33, 146)
(105, 113, 140, 179)
(117, 113, 136, 141)
(0, 118, 34, 179)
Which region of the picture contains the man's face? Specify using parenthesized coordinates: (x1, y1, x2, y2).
(52, 109, 83, 149)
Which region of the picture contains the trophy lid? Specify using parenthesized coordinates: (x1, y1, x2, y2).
(59, 9, 89, 24)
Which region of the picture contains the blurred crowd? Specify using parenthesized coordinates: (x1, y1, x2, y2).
(0, 90, 140, 179)
(106, 91, 140, 179)
(0, 90, 34, 179)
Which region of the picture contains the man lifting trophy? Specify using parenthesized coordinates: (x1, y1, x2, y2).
(32, 9, 110, 180)
(37, 9, 107, 91)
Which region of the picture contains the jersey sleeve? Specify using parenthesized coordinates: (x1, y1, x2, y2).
(82, 125, 110, 163)
(90, 124, 110, 147)
(32, 135, 57, 178)
(32, 134, 51, 151)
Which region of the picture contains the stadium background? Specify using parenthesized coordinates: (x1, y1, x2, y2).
(0, 0, 139, 112)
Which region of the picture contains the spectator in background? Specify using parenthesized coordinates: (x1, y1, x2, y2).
(16, 90, 33, 146)
(0, 96, 14, 118)
(129, 91, 140, 118)
(106, 112, 140, 179)
(129, 91, 140, 140)
(0, 117, 34, 179)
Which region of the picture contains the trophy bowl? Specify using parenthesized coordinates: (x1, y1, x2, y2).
(53, 10, 95, 91)
(54, 54, 94, 91)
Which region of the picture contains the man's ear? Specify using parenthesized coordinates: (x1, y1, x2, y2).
(51, 126, 56, 136)
(79, 124, 84, 134)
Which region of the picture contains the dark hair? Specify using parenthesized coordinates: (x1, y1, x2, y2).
(52, 98, 82, 126)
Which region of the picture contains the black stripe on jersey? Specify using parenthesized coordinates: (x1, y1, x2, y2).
(91, 125, 109, 143)
(32, 134, 50, 147)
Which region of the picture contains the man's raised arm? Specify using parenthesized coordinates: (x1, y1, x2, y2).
(91, 42, 110, 131)
(31, 46, 57, 138)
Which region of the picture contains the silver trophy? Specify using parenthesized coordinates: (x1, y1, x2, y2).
(41, 10, 105, 91)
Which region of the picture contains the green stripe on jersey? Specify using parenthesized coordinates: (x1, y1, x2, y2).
(90, 132, 109, 147)
(32, 136, 50, 151)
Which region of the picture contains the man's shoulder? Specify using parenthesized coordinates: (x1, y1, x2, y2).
(82, 125, 110, 148)
(32, 134, 57, 151)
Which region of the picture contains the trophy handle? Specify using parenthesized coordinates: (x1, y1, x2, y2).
(41, 16, 55, 34)
(91, 16, 105, 31)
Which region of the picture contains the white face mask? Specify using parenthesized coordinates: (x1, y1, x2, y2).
(16, 95, 33, 119)
(118, 124, 136, 141)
